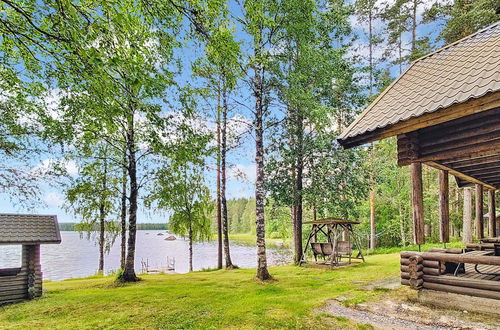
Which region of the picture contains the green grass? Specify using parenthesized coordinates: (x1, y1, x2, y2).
(229, 234, 291, 248)
(0, 254, 401, 329)
(365, 240, 465, 255)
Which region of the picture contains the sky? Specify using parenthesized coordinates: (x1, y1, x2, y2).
(0, 0, 446, 223)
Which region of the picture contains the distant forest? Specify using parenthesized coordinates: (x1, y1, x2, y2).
(59, 223, 167, 231)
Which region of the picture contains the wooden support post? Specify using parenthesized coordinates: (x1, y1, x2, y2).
(463, 187, 473, 244)
(411, 163, 425, 245)
(475, 184, 484, 239)
(439, 170, 449, 243)
(489, 190, 496, 237)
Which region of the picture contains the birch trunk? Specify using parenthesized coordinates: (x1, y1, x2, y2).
(121, 106, 139, 282)
(221, 82, 233, 268)
(120, 149, 127, 269)
(216, 85, 223, 269)
(254, 61, 271, 281)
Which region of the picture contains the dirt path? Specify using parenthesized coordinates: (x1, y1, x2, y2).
(323, 301, 452, 330)
(321, 275, 498, 330)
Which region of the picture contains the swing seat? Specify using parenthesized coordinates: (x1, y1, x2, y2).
(336, 241, 353, 262)
(311, 242, 335, 258)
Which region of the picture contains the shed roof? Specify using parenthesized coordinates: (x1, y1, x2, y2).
(0, 214, 61, 245)
(338, 22, 500, 147)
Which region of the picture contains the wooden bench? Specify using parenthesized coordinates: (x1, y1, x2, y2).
(310, 241, 353, 263)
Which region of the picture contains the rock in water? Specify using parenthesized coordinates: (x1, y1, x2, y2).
(165, 236, 176, 241)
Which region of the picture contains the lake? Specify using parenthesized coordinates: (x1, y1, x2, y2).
(0, 231, 292, 281)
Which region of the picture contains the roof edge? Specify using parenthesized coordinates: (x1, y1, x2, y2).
(338, 21, 500, 146)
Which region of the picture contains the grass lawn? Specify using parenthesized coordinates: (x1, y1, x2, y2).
(0, 253, 401, 329)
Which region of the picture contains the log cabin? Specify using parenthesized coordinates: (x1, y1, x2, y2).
(338, 22, 500, 312)
(0, 214, 61, 305)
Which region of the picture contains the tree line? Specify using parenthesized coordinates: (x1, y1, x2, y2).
(0, 0, 497, 281)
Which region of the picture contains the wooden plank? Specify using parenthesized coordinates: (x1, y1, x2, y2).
(419, 130, 500, 156)
(445, 155, 500, 169)
(403, 251, 500, 265)
(422, 282, 500, 300)
(423, 274, 500, 292)
(411, 163, 425, 245)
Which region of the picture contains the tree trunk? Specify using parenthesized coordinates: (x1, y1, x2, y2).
(98, 202, 105, 274)
(369, 144, 376, 249)
(120, 149, 127, 270)
(293, 109, 304, 265)
(120, 107, 139, 282)
(216, 85, 223, 270)
(398, 32, 403, 74)
(189, 220, 193, 272)
(254, 61, 271, 281)
(399, 204, 406, 247)
(411, 0, 417, 54)
(221, 82, 233, 268)
(368, 10, 373, 97)
(98, 151, 108, 274)
(488, 190, 496, 237)
(463, 187, 473, 244)
(475, 184, 484, 239)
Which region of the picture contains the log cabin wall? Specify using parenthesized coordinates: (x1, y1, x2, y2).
(0, 245, 42, 305)
(397, 107, 500, 190)
(401, 250, 500, 300)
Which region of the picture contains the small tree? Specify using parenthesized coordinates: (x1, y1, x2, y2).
(154, 162, 212, 272)
(65, 146, 120, 274)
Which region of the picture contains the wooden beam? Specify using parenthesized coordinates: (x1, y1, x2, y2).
(489, 190, 496, 238)
(439, 170, 449, 243)
(473, 173, 500, 180)
(445, 154, 500, 169)
(475, 184, 484, 239)
(340, 91, 500, 148)
(462, 166, 500, 176)
(421, 129, 500, 154)
(411, 163, 425, 245)
(425, 161, 497, 190)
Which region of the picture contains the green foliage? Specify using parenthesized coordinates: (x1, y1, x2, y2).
(152, 159, 213, 243)
(429, 0, 500, 43)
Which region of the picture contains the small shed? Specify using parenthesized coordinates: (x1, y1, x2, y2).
(0, 214, 61, 305)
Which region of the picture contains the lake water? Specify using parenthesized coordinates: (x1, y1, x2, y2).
(0, 231, 292, 281)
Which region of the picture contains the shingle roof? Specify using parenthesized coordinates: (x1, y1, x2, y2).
(338, 22, 500, 146)
(0, 214, 61, 245)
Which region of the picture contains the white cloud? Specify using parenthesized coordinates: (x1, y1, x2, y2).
(229, 163, 256, 184)
(31, 158, 79, 177)
(43, 192, 64, 207)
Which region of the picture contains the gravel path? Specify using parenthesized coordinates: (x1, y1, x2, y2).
(323, 302, 464, 330)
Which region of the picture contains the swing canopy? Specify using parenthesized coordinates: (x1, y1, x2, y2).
(301, 217, 364, 266)
(303, 218, 360, 225)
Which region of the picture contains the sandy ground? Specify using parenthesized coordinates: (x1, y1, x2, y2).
(321, 277, 500, 330)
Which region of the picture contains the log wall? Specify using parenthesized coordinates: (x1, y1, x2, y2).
(400, 250, 500, 301)
(0, 244, 42, 305)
